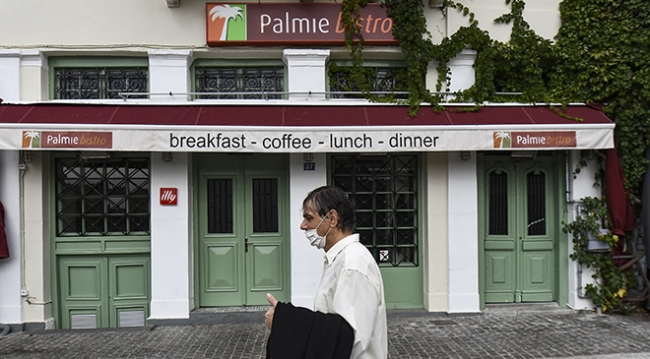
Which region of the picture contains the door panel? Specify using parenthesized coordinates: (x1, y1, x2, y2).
(204, 242, 242, 305)
(206, 243, 239, 290)
(484, 164, 518, 302)
(58, 256, 106, 329)
(58, 255, 150, 329)
(482, 156, 557, 303)
(484, 251, 515, 303)
(249, 243, 283, 289)
(197, 154, 289, 307)
(108, 256, 150, 328)
(245, 173, 285, 304)
(202, 174, 244, 305)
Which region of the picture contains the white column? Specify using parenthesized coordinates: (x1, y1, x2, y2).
(289, 153, 327, 308)
(20, 50, 48, 102)
(447, 151, 480, 313)
(148, 49, 193, 102)
(0, 50, 21, 103)
(0, 151, 23, 324)
(22, 152, 52, 326)
(424, 153, 449, 311)
(149, 152, 192, 321)
(447, 49, 477, 93)
(567, 151, 599, 310)
(283, 49, 330, 101)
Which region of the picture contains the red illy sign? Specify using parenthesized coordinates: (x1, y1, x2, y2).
(206, 3, 397, 46)
(160, 188, 178, 206)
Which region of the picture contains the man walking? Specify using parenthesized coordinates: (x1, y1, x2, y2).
(265, 186, 387, 359)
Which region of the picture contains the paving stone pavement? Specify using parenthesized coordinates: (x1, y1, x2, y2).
(2, 305, 650, 358)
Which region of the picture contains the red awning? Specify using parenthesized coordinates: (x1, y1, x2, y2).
(0, 103, 614, 153)
(0, 103, 613, 127)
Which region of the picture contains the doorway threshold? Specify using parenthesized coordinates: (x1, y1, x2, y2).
(484, 302, 574, 315)
(190, 306, 270, 325)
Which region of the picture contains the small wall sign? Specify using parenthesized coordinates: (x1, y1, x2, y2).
(304, 162, 315, 171)
(160, 188, 178, 205)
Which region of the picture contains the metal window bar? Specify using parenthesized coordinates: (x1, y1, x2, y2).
(117, 91, 525, 100)
(55, 157, 151, 236)
(329, 67, 409, 99)
(526, 171, 546, 236)
(195, 66, 285, 100)
(252, 179, 279, 233)
(489, 171, 509, 235)
(207, 179, 234, 234)
(56, 67, 148, 100)
(331, 154, 418, 267)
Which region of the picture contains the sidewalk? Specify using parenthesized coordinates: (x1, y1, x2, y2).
(2, 304, 650, 358)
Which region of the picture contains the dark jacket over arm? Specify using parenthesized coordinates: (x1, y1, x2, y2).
(266, 302, 354, 359)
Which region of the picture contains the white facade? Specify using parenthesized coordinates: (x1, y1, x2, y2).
(0, 0, 607, 330)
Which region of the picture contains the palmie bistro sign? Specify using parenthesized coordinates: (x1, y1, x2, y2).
(206, 3, 397, 46)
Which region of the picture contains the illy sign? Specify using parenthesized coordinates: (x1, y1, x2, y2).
(160, 188, 178, 206)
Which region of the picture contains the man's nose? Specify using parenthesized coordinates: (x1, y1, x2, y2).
(300, 220, 309, 230)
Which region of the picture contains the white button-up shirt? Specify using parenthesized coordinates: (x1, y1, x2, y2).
(314, 234, 387, 359)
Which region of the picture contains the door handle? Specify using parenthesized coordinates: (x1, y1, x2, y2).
(245, 237, 249, 253)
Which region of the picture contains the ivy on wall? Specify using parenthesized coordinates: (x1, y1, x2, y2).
(339, 0, 650, 200)
(338, 0, 650, 310)
(563, 197, 637, 313)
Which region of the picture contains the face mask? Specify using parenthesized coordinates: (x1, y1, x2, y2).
(305, 215, 332, 249)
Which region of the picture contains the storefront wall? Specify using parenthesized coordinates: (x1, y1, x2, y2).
(447, 152, 480, 313)
(424, 153, 449, 312)
(0, 151, 22, 326)
(149, 152, 192, 321)
(289, 153, 328, 309)
(566, 152, 602, 311)
(0, 0, 609, 328)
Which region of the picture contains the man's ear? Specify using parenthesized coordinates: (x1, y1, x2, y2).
(328, 209, 339, 227)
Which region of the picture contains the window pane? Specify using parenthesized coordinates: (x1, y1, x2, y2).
(207, 179, 233, 234)
(55, 67, 148, 100)
(328, 65, 409, 99)
(252, 179, 279, 233)
(195, 66, 285, 100)
(57, 68, 100, 99)
(55, 157, 150, 236)
(105, 68, 148, 99)
(488, 171, 508, 235)
(331, 154, 418, 267)
(527, 171, 546, 236)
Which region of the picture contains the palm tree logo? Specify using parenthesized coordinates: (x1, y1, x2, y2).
(209, 4, 245, 41)
(493, 131, 511, 148)
(22, 131, 41, 148)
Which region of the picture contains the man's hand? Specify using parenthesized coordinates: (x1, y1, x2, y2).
(264, 293, 278, 331)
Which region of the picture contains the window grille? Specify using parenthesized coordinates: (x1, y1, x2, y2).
(489, 171, 509, 235)
(526, 171, 546, 236)
(328, 65, 409, 99)
(195, 66, 285, 99)
(55, 156, 150, 236)
(207, 179, 234, 234)
(252, 179, 279, 233)
(55, 67, 148, 99)
(331, 155, 418, 267)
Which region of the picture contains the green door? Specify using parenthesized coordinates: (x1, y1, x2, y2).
(57, 255, 150, 329)
(197, 154, 290, 306)
(480, 155, 558, 303)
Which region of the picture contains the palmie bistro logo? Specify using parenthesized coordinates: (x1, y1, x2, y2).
(493, 131, 511, 148)
(23, 131, 41, 148)
(208, 4, 246, 42)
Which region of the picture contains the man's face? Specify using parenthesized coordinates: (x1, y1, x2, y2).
(300, 202, 327, 235)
